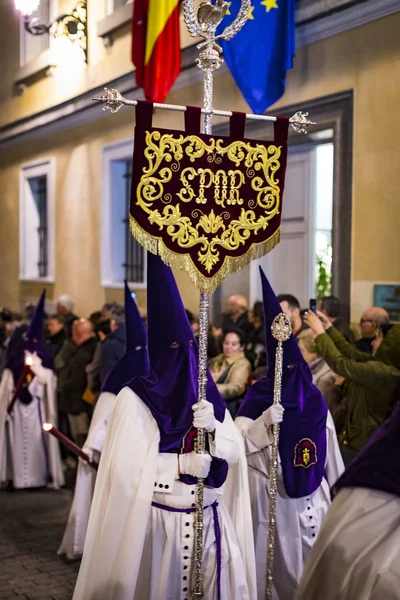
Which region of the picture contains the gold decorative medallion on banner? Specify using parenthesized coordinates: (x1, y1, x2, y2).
(130, 102, 289, 292)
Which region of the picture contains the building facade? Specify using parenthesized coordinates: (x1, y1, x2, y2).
(0, 0, 399, 324)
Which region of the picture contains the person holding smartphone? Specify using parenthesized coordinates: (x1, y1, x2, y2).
(304, 309, 400, 466)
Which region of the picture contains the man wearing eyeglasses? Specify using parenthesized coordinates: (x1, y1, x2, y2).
(356, 307, 390, 353)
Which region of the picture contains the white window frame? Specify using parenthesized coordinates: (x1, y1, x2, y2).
(19, 158, 55, 283)
(101, 138, 147, 289)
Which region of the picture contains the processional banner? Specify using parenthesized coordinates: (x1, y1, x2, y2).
(130, 101, 289, 292)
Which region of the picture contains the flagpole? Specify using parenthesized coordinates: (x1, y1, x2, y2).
(92, 89, 314, 134)
(182, 2, 252, 597)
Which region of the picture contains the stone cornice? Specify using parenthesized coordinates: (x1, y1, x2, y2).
(0, 0, 398, 151)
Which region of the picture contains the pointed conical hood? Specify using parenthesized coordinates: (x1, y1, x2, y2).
(146, 252, 193, 366)
(129, 253, 226, 454)
(259, 266, 304, 376)
(25, 290, 46, 343)
(237, 267, 328, 499)
(124, 280, 146, 351)
(100, 281, 149, 395)
(5, 290, 51, 390)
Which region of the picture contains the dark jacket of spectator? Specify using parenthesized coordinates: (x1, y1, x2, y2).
(221, 311, 254, 343)
(55, 338, 97, 415)
(355, 337, 375, 354)
(63, 312, 79, 340)
(45, 328, 66, 360)
(100, 324, 126, 383)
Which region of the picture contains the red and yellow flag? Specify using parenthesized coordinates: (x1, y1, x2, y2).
(132, 0, 181, 103)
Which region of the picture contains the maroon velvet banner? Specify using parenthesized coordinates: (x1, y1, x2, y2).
(130, 101, 289, 292)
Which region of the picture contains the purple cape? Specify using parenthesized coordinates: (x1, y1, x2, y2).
(238, 366, 328, 498)
(333, 403, 400, 499)
(128, 253, 228, 488)
(237, 266, 328, 499)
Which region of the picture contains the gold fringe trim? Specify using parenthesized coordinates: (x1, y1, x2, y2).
(130, 215, 281, 294)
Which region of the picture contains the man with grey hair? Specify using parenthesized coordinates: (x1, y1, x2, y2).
(56, 294, 78, 340)
(356, 306, 390, 353)
(100, 303, 126, 383)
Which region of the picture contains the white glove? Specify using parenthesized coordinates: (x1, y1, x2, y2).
(24, 350, 42, 368)
(25, 351, 47, 384)
(192, 400, 217, 433)
(262, 404, 285, 427)
(179, 451, 212, 479)
(79, 447, 94, 465)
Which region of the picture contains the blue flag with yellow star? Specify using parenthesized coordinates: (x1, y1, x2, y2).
(218, 0, 296, 114)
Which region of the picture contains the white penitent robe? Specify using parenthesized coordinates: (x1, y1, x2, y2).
(58, 390, 116, 559)
(295, 487, 400, 600)
(73, 387, 257, 600)
(236, 411, 344, 600)
(0, 368, 64, 490)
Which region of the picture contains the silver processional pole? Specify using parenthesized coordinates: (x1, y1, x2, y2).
(182, 2, 251, 596)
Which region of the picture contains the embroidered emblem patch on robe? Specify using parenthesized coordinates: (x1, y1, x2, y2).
(294, 438, 317, 469)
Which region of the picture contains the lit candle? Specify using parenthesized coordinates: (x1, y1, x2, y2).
(43, 423, 98, 471)
(7, 358, 33, 415)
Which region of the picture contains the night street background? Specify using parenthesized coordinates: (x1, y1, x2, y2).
(0, 488, 78, 599)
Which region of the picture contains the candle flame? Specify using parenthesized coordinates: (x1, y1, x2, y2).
(43, 423, 53, 431)
(25, 356, 33, 366)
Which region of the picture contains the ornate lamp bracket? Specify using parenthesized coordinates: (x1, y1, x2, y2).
(23, 0, 88, 63)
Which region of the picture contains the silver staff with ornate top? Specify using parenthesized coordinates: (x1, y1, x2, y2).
(92, 1, 315, 594)
(266, 313, 292, 600)
(182, 1, 251, 596)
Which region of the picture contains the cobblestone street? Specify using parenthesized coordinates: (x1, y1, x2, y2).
(0, 488, 79, 600)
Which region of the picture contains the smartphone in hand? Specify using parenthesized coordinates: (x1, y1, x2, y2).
(309, 298, 317, 314)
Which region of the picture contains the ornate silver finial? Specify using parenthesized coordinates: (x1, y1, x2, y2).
(289, 111, 316, 134)
(271, 313, 292, 342)
(183, 0, 251, 43)
(92, 88, 124, 113)
(197, 1, 229, 33)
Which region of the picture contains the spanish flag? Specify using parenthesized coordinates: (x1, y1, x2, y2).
(132, 0, 181, 103)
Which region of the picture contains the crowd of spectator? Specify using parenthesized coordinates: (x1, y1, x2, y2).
(1, 289, 398, 470)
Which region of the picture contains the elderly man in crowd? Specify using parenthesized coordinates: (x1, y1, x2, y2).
(356, 306, 390, 353)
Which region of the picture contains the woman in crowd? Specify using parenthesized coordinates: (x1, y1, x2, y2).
(209, 328, 251, 417)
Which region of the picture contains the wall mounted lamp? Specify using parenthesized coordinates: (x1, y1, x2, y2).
(14, 0, 88, 63)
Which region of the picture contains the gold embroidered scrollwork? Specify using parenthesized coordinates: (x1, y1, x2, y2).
(133, 131, 284, 289)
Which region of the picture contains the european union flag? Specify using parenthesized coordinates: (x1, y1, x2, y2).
(218, 0, 296, 114)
